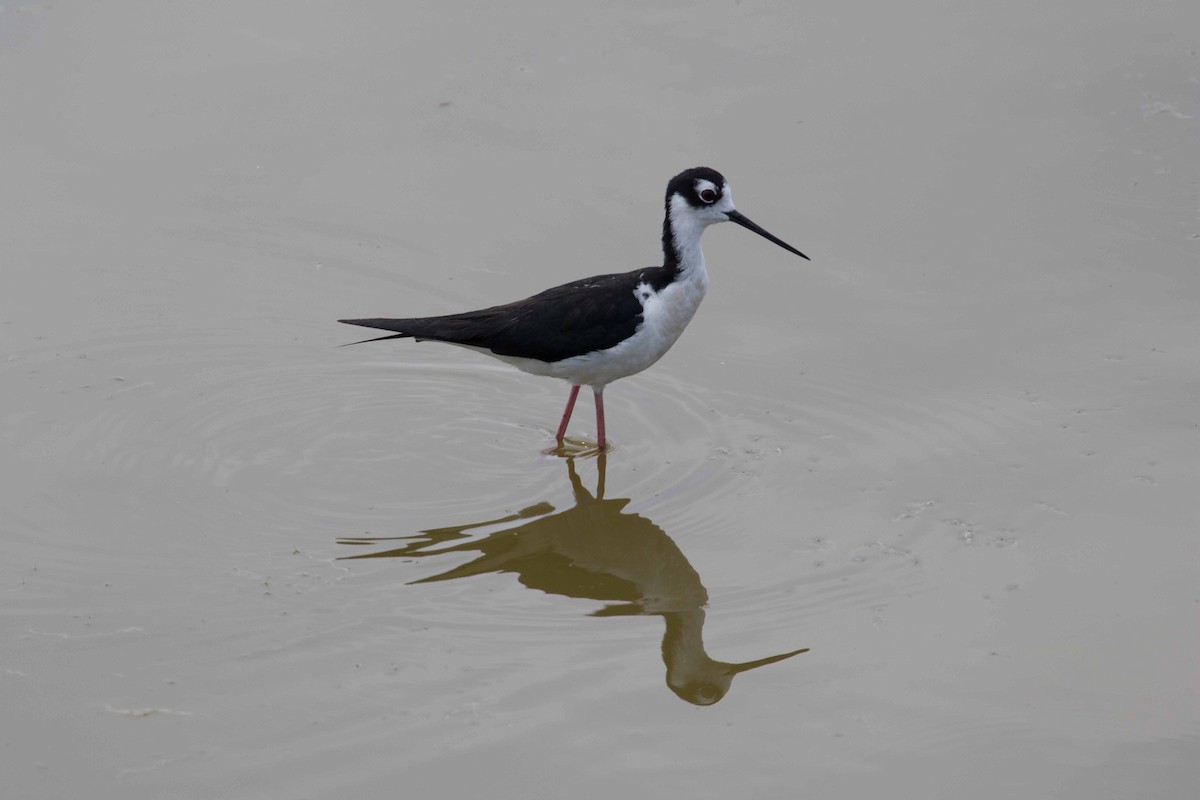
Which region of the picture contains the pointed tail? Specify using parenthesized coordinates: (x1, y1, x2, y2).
(338, 318, 415, 347)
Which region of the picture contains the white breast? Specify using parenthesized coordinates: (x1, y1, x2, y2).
(485, 263, 708, 388)
(486, 192, 715, 388)
(539, 261, 708, 387)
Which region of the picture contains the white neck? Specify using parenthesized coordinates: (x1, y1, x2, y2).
(667, 193, 709, 282)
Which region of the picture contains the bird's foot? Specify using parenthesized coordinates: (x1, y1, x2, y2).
(543, 436, 608, 458)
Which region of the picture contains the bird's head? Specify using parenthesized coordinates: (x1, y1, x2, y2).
(664, 166, 809, 261)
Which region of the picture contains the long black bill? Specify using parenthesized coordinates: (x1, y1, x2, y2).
(727, 209, 810, 261)
(725, 646, 811, 675)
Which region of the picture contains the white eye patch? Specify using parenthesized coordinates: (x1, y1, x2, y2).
(694, 179, 720, 204)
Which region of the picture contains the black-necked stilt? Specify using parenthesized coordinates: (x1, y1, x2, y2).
(340, 166, 808, 450)
(339, 455, 808, 705)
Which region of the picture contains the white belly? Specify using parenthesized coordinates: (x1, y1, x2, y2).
(491, 267, 709, 388)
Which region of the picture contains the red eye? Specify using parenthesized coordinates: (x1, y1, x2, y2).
(699, 188, 718, 203)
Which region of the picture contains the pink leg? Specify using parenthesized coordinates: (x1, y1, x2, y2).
(594, 387, 606, 450)
(555, 385, 580, 441)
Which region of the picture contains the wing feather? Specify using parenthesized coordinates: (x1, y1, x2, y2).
(340, 266, 669, 362)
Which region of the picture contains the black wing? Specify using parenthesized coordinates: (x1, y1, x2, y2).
(340, 266, 670, 362)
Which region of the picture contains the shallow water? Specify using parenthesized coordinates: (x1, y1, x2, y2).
(3, 1, 1198, 797)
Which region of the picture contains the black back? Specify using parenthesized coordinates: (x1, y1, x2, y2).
(341, 265, 674, 363)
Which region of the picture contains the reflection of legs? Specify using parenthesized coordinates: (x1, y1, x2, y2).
(594, 387, 606, 450)
(565, 450, 606, 501)
(555, 385, 580, 441)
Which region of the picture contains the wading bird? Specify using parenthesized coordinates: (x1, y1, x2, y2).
(341, 167, 808, 449)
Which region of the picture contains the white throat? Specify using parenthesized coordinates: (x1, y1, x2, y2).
(668, 193, 710, 280)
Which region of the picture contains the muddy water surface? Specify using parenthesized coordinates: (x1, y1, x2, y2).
(2, 2, 1197, 797)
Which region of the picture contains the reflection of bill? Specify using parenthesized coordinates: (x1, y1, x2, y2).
(339, 456, 807, 706)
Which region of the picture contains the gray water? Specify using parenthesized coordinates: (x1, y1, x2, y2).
(3, 2, 1197, 797)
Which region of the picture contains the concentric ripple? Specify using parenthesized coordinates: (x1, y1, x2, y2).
(4, 316, 1042, 645)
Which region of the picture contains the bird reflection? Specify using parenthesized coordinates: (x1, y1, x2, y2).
(338, 455, 807, 705)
